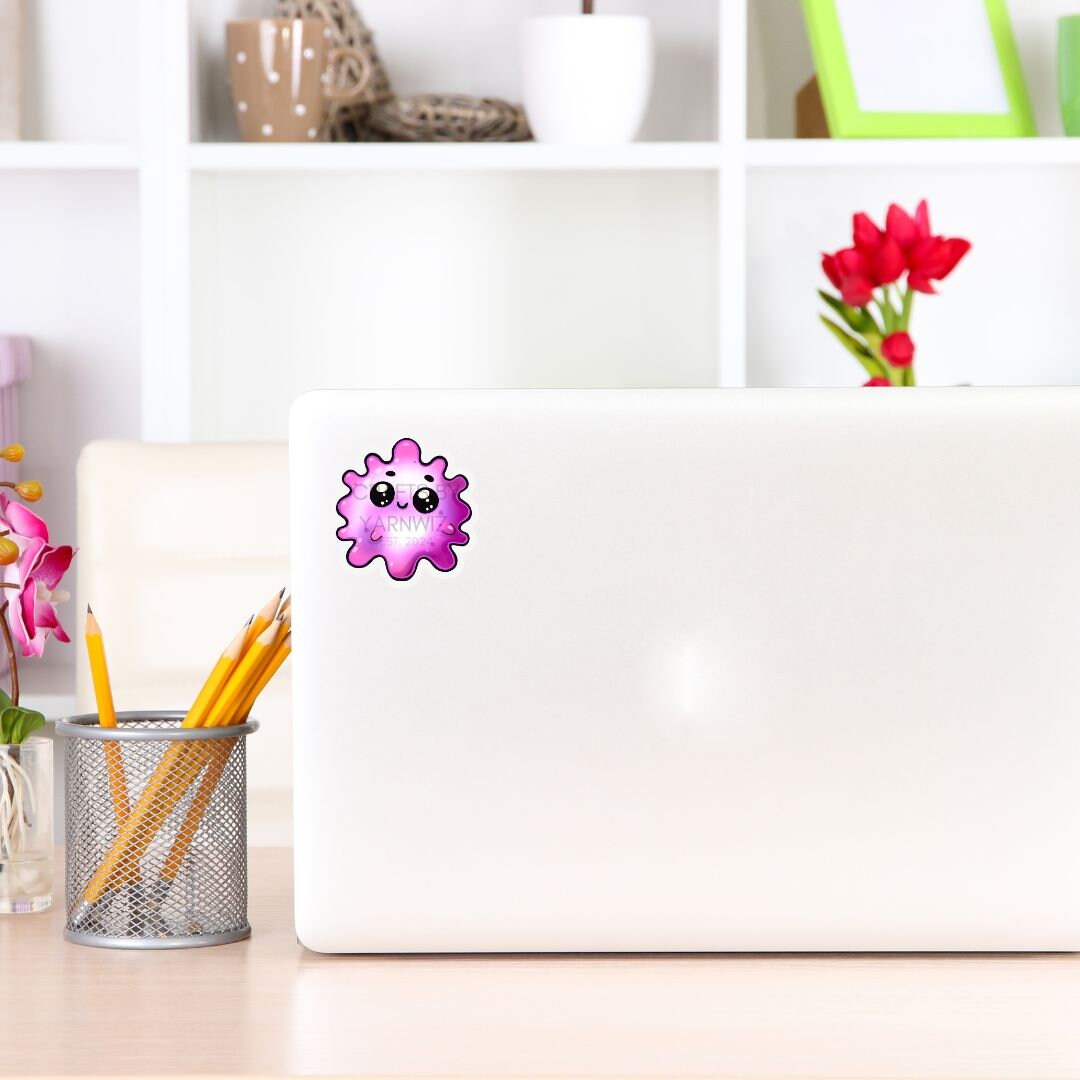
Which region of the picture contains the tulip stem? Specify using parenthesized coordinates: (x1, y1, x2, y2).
(0, 602, 19, 706)
(901, 285, 914, 330)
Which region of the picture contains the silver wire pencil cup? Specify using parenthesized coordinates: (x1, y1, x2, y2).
(57, 711, 258, 950)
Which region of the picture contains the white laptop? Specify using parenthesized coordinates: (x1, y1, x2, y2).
(290, 388, 1080, 953)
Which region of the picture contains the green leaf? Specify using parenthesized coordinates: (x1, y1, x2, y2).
(0, 688, 13, 711)
(819, 316, 887, 380)
(819, 315, 871, 356)
(818, 290, 875, 336)
(0, 706, 19, 743)
(0, 705, 45, 745)
(18, 709, 44, 743)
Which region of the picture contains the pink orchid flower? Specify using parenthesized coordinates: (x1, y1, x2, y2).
(0, 494, 74, 657)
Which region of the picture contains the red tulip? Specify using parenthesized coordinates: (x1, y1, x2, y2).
(907, 237, 971, 294)
(822, 209, 908, 306)
(822, 248, 875, 307)
(885, 201, 929, 250)
(851, 212, 906, 287)
(864, 377, 891, 387)
(881, 331, 915, 368)
(885, 199, 971, 294)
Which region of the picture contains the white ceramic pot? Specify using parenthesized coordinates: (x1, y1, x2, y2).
(521, 15, 653, 145)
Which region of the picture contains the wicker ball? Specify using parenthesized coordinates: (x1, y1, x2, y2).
(366, 94, 531, 143)
(273, 0, 532, 143)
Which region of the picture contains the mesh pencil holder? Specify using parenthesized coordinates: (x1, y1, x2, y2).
(56, 711, 258, 950)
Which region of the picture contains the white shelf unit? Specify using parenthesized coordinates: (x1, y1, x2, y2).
(7, 0, 1080, 699)
(181, 0, 726, 442)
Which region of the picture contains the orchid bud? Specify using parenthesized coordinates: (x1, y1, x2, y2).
(0, 537, 18, 565)
(0, 443, 24, 463)
(14, 480, 42, 502)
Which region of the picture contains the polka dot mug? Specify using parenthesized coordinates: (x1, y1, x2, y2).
(226, 19, 372, 142)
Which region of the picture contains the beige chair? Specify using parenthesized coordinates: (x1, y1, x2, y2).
(76, 440, 291, 844)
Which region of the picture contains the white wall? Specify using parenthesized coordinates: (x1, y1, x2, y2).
(0, 173, 141, 685)
(190, 170, 718, 441)
(21, 0, 139, 141)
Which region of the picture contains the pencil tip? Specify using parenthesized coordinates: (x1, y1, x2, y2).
(278, 586, 286, 598)
(86, 604, 92, 614)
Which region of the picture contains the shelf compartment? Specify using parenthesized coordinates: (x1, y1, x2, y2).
(746, 165, 1080, 388)
(190, 0, 719, 145)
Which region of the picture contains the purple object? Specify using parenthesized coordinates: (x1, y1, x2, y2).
(336, 437, 471, 581)
(0, 336, 29, 485)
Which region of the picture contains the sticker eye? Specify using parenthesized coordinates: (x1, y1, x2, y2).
(369, 481, 395, 508)
(412, 487, 439, 515)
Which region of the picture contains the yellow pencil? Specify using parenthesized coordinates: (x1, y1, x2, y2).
(204, 620, 283, 729)
(236, 630, 291, 721)
(163, 628, 292, 882)
(73, 740, 209, 911)
(243, 587, 284, 655)
(73, 616, 251, 914)
(72, 600, 293, 921)
(84, 608, 130, 827)
(161, 738, 237, 883)
(184, 618, 251, 729)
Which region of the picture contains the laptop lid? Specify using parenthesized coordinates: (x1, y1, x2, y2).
(290, 388, 1080, 952)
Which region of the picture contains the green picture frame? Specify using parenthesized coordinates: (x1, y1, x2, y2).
(801, 0, 1037, 138)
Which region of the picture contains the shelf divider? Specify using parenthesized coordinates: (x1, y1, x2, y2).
(718, 0, 749, 388)
(139, 0, 192, 442)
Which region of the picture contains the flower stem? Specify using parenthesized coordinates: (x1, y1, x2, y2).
(0, 601, 19, 706)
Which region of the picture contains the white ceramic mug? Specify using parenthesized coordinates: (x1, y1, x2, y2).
(521, 15, 653, 145)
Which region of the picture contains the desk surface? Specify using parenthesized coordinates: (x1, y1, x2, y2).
(6, 848, 1080, 1079)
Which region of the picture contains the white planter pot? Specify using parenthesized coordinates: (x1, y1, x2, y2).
(521, 15, 653, 145)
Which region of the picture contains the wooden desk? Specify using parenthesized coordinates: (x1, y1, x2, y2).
(6, 848, 1080, 1078)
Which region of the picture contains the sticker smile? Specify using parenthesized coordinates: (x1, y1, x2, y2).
(396, 501, 408, 509)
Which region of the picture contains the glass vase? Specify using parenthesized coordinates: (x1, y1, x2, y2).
(0, 736, 53, 913)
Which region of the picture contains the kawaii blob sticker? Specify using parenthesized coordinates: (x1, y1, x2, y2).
(336, 438, 471, 581)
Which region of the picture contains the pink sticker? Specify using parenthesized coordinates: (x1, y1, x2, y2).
(336, 437, 471, 581)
